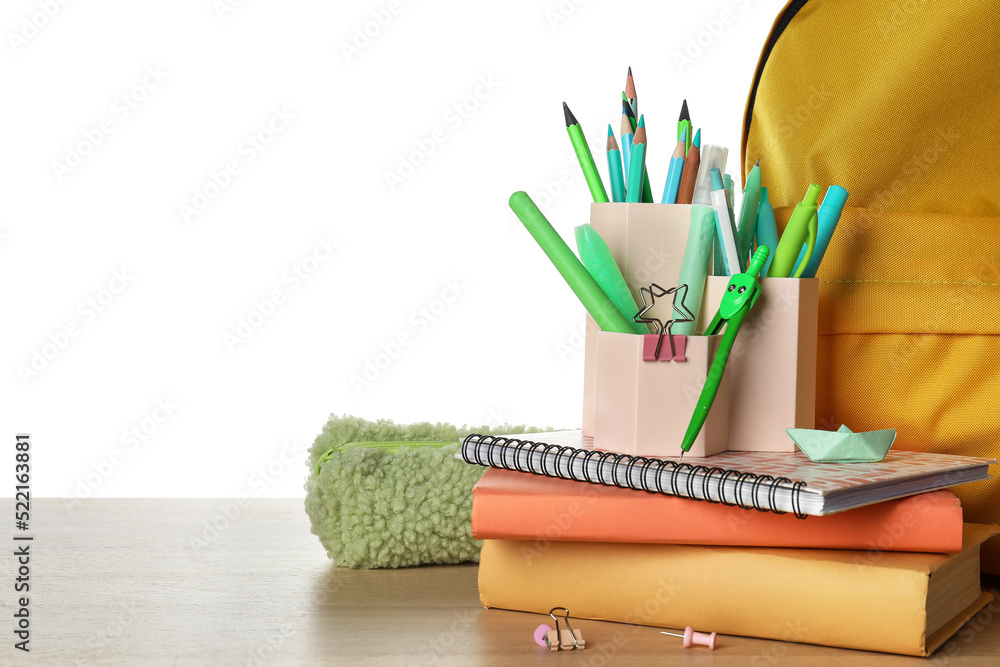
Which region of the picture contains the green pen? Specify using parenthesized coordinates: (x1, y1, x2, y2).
(766, 183, 820, 278)
(563, 102, 609, 203)
(679, 246, 770, 459)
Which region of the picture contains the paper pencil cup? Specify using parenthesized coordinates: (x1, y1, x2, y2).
(594, 331, 730, 458)
(702, 276, 818, 452)
(583, 203, 695, 437)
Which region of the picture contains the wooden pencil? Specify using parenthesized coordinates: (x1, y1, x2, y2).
(676, 127, 701, 204)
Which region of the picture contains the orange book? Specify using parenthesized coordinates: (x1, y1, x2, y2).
(472, 467, 964, 552)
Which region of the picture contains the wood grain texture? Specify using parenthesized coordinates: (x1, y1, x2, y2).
(1, 499, 997, 665)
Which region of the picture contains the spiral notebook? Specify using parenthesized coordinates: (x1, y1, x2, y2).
(460, 430, 994, 516)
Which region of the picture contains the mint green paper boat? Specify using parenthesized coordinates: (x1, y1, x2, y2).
(786, 425, 897, 463)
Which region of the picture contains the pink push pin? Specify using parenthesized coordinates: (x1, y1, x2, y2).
(661, 626, 716, 649)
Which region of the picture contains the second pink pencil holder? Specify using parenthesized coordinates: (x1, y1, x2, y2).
(593, 331, 730, 458)
(702, 276, 818, 452)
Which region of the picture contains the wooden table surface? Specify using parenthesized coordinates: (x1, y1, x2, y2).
(4, 499, 999, 666)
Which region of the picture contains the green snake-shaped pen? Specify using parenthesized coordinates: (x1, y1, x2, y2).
(679, 245, 771, 459)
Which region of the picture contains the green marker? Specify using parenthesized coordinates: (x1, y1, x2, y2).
(767, 183, 820, 278)
(563, 102, 609, 203)
(575, 224, 647, 334)
(509, 192, 632, 333)
(672, 206, 716, 335)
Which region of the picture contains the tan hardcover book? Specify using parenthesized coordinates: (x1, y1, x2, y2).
(478, 524, 998, 656)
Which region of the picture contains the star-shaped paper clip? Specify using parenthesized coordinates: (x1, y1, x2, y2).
(633, 283, 694, 361)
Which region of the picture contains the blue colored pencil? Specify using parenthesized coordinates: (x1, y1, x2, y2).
(661, 128, 687, 204)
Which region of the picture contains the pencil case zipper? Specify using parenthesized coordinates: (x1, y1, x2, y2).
(314, 440, 455, 476)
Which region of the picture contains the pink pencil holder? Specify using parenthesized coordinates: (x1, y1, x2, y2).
(582, 203, 818, 454)
(593, 331, 730, 458)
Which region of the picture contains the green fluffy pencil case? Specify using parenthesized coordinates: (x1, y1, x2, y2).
(305, 414, 546, 569)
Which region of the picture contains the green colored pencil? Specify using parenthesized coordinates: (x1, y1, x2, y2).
(563, 102, 608, 203)
(678, 99, 692, 155)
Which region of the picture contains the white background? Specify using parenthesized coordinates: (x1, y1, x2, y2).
(3, 0, 789, 499)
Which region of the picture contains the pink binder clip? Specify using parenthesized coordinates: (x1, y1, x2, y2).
(533, 607, 585, 651)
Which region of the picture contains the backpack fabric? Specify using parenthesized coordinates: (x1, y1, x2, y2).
(743, 0, 1000, 572)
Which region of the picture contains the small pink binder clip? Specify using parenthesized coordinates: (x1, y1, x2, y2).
(533, 607, 585, 651)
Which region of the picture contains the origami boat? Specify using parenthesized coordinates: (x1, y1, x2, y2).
(786, 425, 897, 463)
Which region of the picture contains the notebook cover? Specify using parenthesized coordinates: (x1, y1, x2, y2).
(463, 430, 995, 515)
(478, 524, 998, 656)
(472, 467, 964, 552)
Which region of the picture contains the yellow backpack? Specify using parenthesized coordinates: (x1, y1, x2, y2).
(744, 0, 1000, 572)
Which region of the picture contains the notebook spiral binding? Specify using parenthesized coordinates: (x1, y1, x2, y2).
(463, 434, 808, 518)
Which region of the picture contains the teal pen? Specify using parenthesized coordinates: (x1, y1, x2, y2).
(723, 173, 736, 253)
(798, 185, 849, 278)
(737, 161, 762, 267)
(767, 183, 820, 278)
(755, 187, 779, 277)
